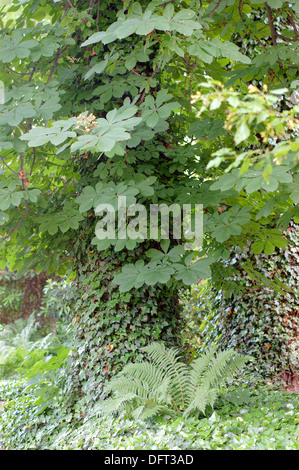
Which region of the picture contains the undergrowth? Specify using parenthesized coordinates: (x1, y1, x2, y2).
(0, 378, 298, 450)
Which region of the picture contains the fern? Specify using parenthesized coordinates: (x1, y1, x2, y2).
(98, 342, 252, 420)
(143, 342, 189, 411)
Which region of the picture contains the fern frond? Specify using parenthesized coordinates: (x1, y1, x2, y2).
(96, 393, 137, 416)
(121, 361, 167, 392)
(154, 376, 172, 405)
(204, 349, 237, 388)
(225, 353, 253, 378)
(98, 342, 251, 421)
(105, 376, 149, 401)
(204, 349, 251, 389)
(185, 344, 218, 406)
(133, 404, 175, 420)
(110, 362, 173, 406)
(143, 342, 188, 411)
(183, 384, 216, 417)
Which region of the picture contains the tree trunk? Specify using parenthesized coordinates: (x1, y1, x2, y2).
(200, 223, 299, 382)
(67, 221, 183, 403)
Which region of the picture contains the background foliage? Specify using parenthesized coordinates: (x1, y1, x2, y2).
(0, 0, 298, 451)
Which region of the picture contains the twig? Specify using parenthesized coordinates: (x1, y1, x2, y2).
(30, 148, 36, 176)
(0, 155, 16, 174)
(238, 3, 267, 50)
(66, 0, 75, 8)
(20, 151, 24, 173)
(46, 51, 61, 85)
(150, 65, 160, 79)
(131, 68, 144, 77)
(138, 89, 146, 104)
(264, 2, 277, 46)
(287, 13, 298, 41)
(137, 66, 160, 103)
(46, 46, 69, 86)
(5, 66, 32, 76)
(88, 0, 97, 12)
(210, 0, 223, 18)
(4, 210, 28, 240)
(276, 33, 295, 43)
(96, 0, 100, 31)
(125, 148, 129, 174)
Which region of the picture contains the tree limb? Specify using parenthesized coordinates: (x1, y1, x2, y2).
(210, 0, 223, 18)
(264, 2, 277, 46)
(287, 12, 298, 41)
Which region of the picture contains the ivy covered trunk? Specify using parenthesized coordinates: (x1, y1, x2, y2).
(68, 223, 183, 402)
(201, 224, 299, 383)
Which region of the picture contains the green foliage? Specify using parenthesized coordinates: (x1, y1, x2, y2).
(1, 377, 298, 450)
(0, 285, 23, 314)
(38, 278, 74, 322)
(186, 224, 299, 377)
(0, 0, 297, 288)
(22, 345, 71, 414)
(96, 342, 251, 419)
(0, 0, 298, 421)
(0, 313, 71, 380)
(0, 271, 24, 321)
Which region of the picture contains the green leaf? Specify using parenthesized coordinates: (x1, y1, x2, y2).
(266, 0, 283, 8)
(112, 261, 145, 292)
(234, 121, 250, 145)
(256, 198, 275, 220)
(0, 211, 9, 225)
(251, 239, 265, 254)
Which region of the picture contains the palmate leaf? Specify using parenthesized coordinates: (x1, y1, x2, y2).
(81, 6, 201, 47)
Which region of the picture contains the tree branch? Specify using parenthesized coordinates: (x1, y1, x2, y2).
(287, 13, 298, 41)
(210, 0, 223, 18)
(66, 0, 75, 8)
(0, 155, 17, 174)
(264, 2, 277, 46)
(4, 209, 29, 240)
(30, 148, 36, 176)
(96, 0, 100, 31)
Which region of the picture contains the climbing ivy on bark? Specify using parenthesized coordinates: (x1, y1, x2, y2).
(0, 0, 298, 388)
